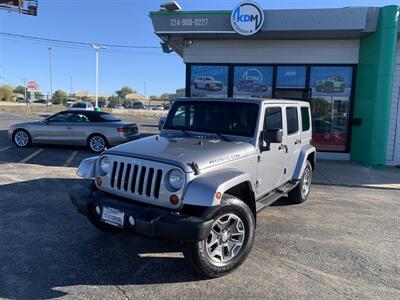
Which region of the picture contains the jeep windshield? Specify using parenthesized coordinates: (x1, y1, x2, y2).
(163, 101, 259, 138)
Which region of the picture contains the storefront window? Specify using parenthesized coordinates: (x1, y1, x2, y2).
(276, 66, 306, 88)
(309, 66, 353, 152)
(233, 66, 273, 98)
(190, 65, 228, 98)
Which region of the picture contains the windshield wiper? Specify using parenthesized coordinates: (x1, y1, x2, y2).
(214, 132, 231, 142)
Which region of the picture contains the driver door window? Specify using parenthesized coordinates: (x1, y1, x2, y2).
(48, 112, 75, 123)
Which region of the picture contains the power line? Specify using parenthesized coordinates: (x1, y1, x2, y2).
(0, 32, 160, 49)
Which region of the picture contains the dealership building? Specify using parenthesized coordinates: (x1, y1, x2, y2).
(150, 3, 400, 166)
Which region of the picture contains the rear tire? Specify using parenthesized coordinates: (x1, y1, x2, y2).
(13, 129, 31, 148)
(288, 160, 313, 204)
(87, 134, 107, 153)
(183, 195, 255, 278)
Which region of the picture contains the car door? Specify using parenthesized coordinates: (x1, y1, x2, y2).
(283, 106, 302, 181)
(37, 112, 75, 144)
(256, 106, 285, 195)
(72, 112, 92, 145)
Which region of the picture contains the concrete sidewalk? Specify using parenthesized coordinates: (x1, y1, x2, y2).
(314, 160, 400, 190)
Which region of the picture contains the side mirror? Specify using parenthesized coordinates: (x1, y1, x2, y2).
(261, 128, 283, 151)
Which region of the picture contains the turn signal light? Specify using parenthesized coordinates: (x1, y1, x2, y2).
(170, 194, 179, 205)
(117, 127, 129, 133)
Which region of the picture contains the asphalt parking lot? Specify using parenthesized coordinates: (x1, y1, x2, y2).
(0, 112, 399, 299)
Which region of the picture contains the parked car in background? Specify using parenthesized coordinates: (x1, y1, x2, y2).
(129, 101, 145, 110)
(193, 76, 224, 91)
(68, 102, 95, 111)
(315, 75, 346, 93)
(9, 110, 140, 153)
(115, 105, 125, 110)
(236, 79, 268, 93)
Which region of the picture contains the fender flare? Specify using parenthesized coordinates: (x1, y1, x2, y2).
(292, 145, 316, 180)
(182, 168, 253, 207)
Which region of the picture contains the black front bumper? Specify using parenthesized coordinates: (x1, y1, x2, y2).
(69, 184, 214, 242)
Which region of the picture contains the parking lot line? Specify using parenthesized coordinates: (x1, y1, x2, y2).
(63, 150, 79, 167)
(19, 148, 44, 164)
(0, 146, 11, 152)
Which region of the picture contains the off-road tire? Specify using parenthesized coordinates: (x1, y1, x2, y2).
(183, 195, 255, 278)
(13, 129, 32, 148)
(288, 160, 313, 204)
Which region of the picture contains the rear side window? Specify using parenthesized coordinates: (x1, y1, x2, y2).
(264, 107, 282, 130)
(286, 107, 299, 134)
(301, 107, 310, 131)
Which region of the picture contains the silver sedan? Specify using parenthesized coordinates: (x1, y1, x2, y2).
(8, 110, 140, 153)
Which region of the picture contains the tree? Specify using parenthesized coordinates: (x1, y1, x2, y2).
(159, 93, 170, 101)
(115, 86, 134, 99)
(52, 90, 68, 105)
(13, 85, 26, 96)
(107, 95, 119, 105)
(0, 85, 15, 102)
(34, 91, 43, 99)
(149, 95, 159, 100)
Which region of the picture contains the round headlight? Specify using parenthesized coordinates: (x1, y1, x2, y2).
(167, 169, 184, 191)
(99, 156, 111, 175)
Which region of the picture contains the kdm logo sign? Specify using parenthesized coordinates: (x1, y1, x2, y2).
(231, 1, 264, 36)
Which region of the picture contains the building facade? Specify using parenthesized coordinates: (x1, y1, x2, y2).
(150, 4, 400, 166)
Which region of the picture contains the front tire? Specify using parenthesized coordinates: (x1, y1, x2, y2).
(13, 129, 31, 148)
(88, 134, 107, 153)
(288, 160, 313, 204)
(184, 195, 255, 278)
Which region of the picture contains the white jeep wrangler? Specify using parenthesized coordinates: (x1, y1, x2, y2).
(70, 97, 316, 278)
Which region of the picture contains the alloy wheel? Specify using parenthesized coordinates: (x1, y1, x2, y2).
(205, 213, 245, 263)
(301, 167, 312, 199)
(90, 136, 105, 152)
(14, 130, 29, 147)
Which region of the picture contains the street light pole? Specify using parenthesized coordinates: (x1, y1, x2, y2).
(92, 44, 106, 109)
(48, 47, 53, 106)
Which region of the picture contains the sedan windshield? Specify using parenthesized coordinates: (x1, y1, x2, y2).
(164, 101, 259, 137)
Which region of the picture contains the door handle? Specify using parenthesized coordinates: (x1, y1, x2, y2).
(294, 139, 301, 145)
(67, 126, 72, 130)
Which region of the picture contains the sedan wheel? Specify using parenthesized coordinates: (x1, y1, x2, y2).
(13, 130, 31, 148)
(88, 135, 107, 153)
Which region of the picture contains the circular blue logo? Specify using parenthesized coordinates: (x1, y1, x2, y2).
(231, 1, 264, 36)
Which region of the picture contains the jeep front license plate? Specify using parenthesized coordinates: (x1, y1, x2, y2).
(101, 206, 125, 228)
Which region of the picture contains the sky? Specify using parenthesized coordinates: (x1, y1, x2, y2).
(0, 0, 398, 97)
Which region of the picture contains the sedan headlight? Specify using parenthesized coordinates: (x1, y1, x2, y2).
(167, 169, 185, 191)
(99, 156, 112, 175)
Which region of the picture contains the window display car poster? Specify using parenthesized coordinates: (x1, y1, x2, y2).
(190, 65, 228, 98)
(276, 66, 307, 88)
(233, 66, 273, 98)
(310, 66, 353, 97)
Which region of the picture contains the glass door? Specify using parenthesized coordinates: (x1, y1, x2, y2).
(309, 66, 353, 152)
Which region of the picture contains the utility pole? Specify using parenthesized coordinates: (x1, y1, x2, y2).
(22, 78, 27, 105)
(92, 44, 106, 109)
(69, 76, 73, 96)
(48, 47, 53, 106)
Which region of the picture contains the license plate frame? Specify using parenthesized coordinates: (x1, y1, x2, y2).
(101, 206, 125, 228)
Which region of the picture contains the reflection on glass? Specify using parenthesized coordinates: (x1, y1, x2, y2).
(276, 66, 306, 88)
(233, 66, 273, 98)
(310, 66, 352, 152)
(190, 65, 228, 98)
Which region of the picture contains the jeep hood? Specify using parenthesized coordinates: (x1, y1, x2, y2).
(105, 135, 256, 173)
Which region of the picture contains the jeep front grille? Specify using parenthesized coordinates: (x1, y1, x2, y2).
(110, 161, 163, 199)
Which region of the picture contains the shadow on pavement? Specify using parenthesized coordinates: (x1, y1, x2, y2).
(0, 178, 204, 299)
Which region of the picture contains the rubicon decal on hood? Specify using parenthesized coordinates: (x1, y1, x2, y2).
(209, 153, 241, 165)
